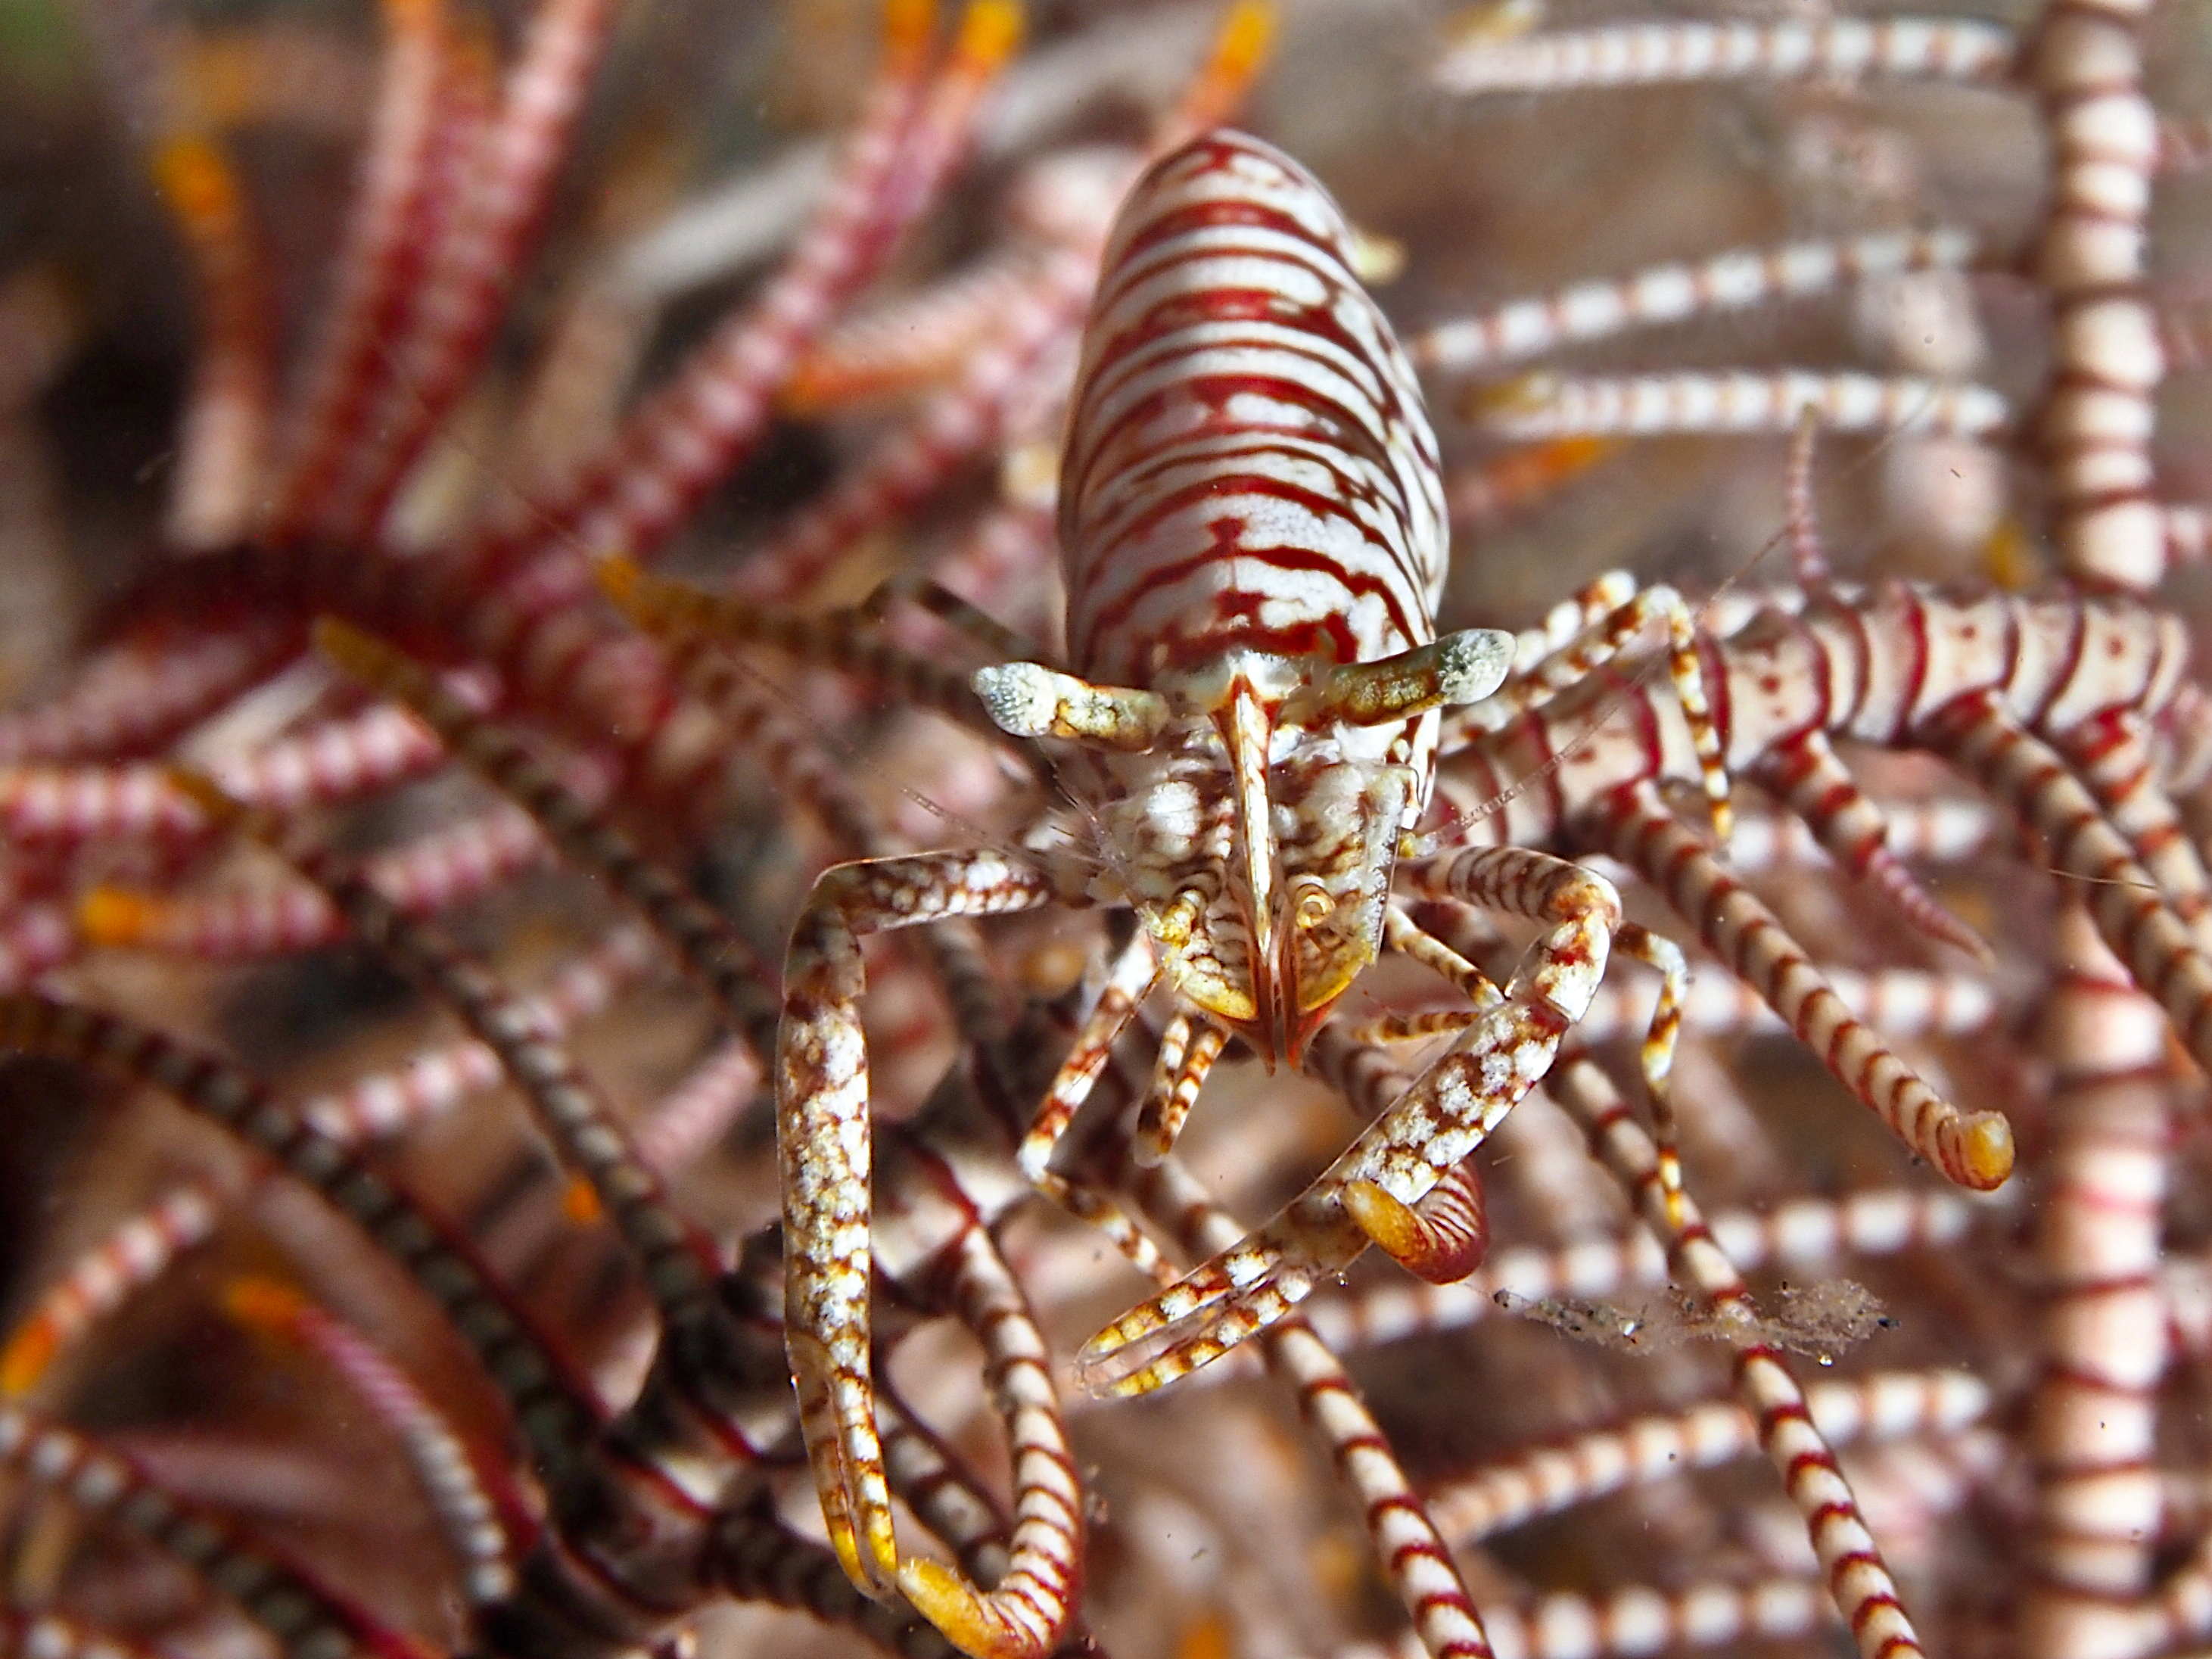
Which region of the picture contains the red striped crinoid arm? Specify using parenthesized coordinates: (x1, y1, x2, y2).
(1472, 369, 2008, 441)
(1433, 14, 2015, 95)
(79, 796, 562, 959)
(0, 618, 296, 767)
(1752, 730, 1991, 960)
(0, 1610, 170, 1659)
(0, 1404, 433, 1659)
(298, 924, 657, 1144)
(1587, 780, 2014, 1190)
(476, 0, 996, 577)
(1125, 1150, 1496, 1659)
(2057, 708, 2212, 948)
(1462, 574, 1730, 840)
(1411, 229, 1978, 378)
(876, 1384, 1018, 1604)
(220, 1276, 521, 1608)
(150, 136, 273, 551)
(2027, 0, 2167, 591)
(1545, 1053, 1929, 1659)
(0, 686, 481, 851)
(630, 1033, 760, 1178)
(1927, 696, 2212, 1075)
(0, 993, 601, 1477)
(733, 235, 1097, 608)
(563, 584, 1019, 1056)
(782, 252, 1042, 412)
(0, 1178, 224, 1399)
(1374, 962, 2002, 1053)
(317, 0, 621, 543)
(1426, 1369, 1988, 1549)
(891, 1225, 1083, 1659)
(266, 0, 450, 543)
(2018, 908, 2172, 1659)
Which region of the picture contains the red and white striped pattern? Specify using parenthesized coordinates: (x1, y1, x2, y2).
(1059, 129, 1445, 683)
(1433, 14, 2015, 95)
(1476, 369, 2008, 442)
(1413, 229, 1978, 376)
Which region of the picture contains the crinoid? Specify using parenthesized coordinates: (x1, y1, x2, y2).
(7, 2, 2212, 1658)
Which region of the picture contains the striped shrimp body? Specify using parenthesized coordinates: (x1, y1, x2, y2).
(981, 130, 1515, 1060)
(985, 143, 1728, 1374)
(769, 129, 1728, 1649)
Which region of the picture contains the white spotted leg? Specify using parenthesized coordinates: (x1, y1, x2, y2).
(779, 848, 1070, 1638)
(1077, 847, 1676, 1395)
(1350, 897, 1691, 1235)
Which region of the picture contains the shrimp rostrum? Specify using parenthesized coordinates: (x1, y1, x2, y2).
(769, 123, 1742, 1628)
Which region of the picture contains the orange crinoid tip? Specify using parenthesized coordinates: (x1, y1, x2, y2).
(76, 886, 163, 948)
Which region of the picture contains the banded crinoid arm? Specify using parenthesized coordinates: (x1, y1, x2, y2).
(1423, 1368, 1989, 1551)
(0, 993, 602, 1481)
(711, 1500, 963, 1659)
(1433, 10, 2016, 94)
(1445, 584, 2212, 1153)
(1299, 1184, 1992, 1360)
(219, 1276, 521, 1608)
(1470, 369, 2009, 442)
(308, 0, 623, 546)
(2018, 907, 2173, 1659)
(0, 1402, 433, 1659)
(1331, 1577, 1828, 1659)
(1585, 780, 2013, 1189)
(0, 1178, 226, 1399)
(0, 614, 298, 767)
(471, 0, 1021, 580)
(2025, 0, 2167, 592)
(262, 0, 453, 545)
(1440, 570, 1731, 837)
(0, 1610, 171, 1659)
(149, 135, 274, 552)
(0, 671, 495, 850)
(1075, 848, 1687, 1396)
(1361, 959, 2001, 1050)
(1122, 1150, 1497, 1659)
(1408, 229, 1980, 379)
(1542, 1052, 1929, 1659)
(76, 790, 577, 959)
